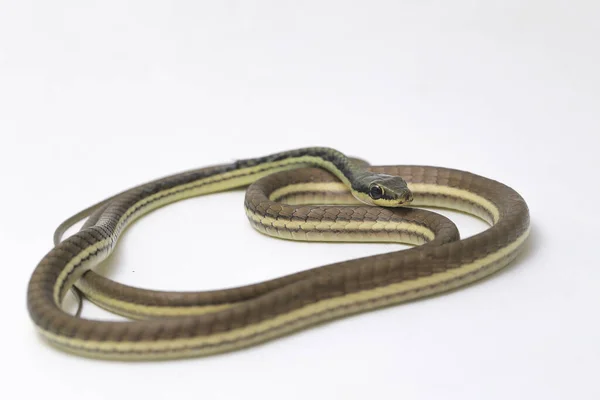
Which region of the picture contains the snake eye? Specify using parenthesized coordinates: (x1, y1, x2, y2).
(369, 185, 384, 200)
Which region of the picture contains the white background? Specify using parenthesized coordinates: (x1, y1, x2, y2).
(2, 1, 599, 399)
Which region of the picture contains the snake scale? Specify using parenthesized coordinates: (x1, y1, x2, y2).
(26, 147, 530, 360)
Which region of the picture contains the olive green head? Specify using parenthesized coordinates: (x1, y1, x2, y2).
(351, 173, 413, 207)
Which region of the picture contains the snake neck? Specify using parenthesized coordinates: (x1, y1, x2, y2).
(233, 146, 360, 188)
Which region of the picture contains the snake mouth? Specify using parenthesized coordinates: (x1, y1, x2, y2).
(369, 192, 413, 207)
(386, 189, 414, 206)
(399, 191, 414, 204)
(352, 189, 414, 207)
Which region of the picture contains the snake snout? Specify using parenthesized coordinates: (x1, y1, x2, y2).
(397, 189, 413, 204)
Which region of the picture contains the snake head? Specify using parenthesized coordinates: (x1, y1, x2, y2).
(352, 173, 413, 207)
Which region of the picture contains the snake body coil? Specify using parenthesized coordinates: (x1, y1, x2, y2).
(27, 147, 530, 360)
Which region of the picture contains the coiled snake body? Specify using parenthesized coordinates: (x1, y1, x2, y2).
(27, 147, 530, 360)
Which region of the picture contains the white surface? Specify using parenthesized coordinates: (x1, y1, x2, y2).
(2, 1, 599, 399)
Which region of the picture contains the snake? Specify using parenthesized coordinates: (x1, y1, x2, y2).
(26, 147, 530, 360)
